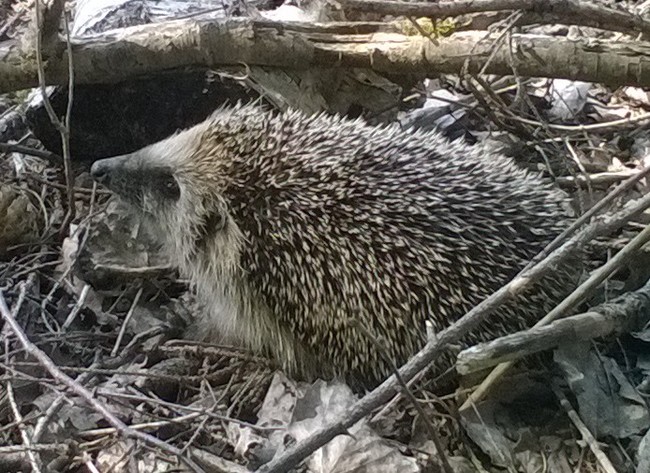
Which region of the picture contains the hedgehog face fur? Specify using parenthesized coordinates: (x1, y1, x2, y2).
(91, 103, 576, 389)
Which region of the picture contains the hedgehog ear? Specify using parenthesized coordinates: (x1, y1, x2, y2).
(194, 196, 229, 249)
(205, 194, 231, 227)
(204, 208, 227, 233)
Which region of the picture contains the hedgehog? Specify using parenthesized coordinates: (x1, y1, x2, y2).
(90, 103, 577, 389)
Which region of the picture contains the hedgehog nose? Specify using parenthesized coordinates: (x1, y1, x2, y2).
(90, 160, 110, 184)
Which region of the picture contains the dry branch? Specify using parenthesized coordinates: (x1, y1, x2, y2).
(556, 170, 639, 189)
(0, 142, 62, 164)
(461, 221, 650, 408)
(457, 279, 650, 375)
(341, 0, 650, 36)
(3, 17, 650, 93)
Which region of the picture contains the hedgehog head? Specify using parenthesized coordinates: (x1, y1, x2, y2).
(90, 118, 241, 272)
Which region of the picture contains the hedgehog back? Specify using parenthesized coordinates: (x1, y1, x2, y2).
(200, 107, 573, 387)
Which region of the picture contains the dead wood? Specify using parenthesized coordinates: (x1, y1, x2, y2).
(461, 221, 650, 407)
(457, 278, 650, 375)
(341, 0, 650, 36)
(2, 17, 650, 94)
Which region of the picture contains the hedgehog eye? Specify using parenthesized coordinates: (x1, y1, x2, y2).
(159, 174, 180, 200)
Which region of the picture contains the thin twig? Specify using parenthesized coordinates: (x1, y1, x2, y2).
(0, 444, 69, 454)
(79, 412, 203, 438)
(34, 0, 75, 232)
(93, 264, 173, 276)
(552, 385, 618, 473)
(3, 283, 42, 473)
(60, 283, 90, 331)
(97, 389, 274, 431)
(111, 286, 143, 357)
(5, 382, 43, 473)
(0, 143, 62, 164)
(525, 164, 650, 271)
(34, 0, 63, 132)
(32, 368, 97, 442)
(502, 110, 650, 133)
(83, 455, 101, 473)
(354, 321, 453, 473)
(26, 175, 111, 195)
(61, 11, 76, 227)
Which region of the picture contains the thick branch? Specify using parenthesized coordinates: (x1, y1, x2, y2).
(2, 18, 650, 93)
(456, 278, 650, 375)
(341, 0, 650, 37)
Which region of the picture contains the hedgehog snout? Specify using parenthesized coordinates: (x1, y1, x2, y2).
(91, 156, 134, 186)
(90, 155, 134, 194)
(90, 159, 111, 184)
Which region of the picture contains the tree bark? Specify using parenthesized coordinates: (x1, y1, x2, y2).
(2, 17, 650, 93)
